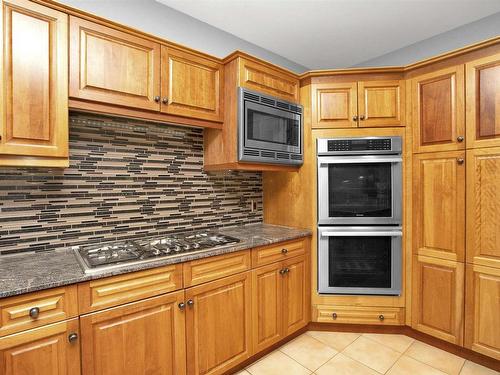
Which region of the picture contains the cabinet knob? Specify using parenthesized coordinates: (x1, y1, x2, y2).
(332, 312, 337, 319)
(379, 314, 385, 321)
(457, 158, 465, 165)
(281, 248, 288, 254)
(154, 96, 160, 103)
(353, 115, 358, 121)
(29, 307, 40, 319)
(187, 299, 194, 307)
(279, 268, 287, 275)
(359, 115, 365, 120)
(162, 97, 169, 104)
(68, 333, 78, 343)
(285, 268, 290, 274)
(178, 302, 186, 310)
(457, 136, 464, 142)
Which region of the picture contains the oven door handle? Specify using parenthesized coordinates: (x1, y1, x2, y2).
(321, 231, 403, 237)
(318, 157, 402, 165)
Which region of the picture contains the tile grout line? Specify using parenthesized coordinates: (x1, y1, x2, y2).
(402, 340, 461, 375)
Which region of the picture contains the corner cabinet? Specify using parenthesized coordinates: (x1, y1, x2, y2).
(0, 0, 69, 167)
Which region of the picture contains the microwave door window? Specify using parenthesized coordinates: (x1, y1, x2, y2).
(247, 109, 299, 146)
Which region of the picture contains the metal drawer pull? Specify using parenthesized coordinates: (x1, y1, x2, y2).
(178, 302, 186, 310)
(68, 333, 78, 343)
(281, 248, 288, 254)
(457, 136, 464, 142)
(332, 312, 337, 319)
(457, 158, 464, 165)
(379, 314, 385, 321)
(279, 268, 286, 275)
(154, 96, 160, 102)
(29, 307, 40, 319)
(187, 299, 194, 307)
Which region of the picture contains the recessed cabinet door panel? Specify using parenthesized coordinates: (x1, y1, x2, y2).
(161, 47, 223, 122)
(412, 256, 464, 345)
(466, 147, 500, 268)
(282, 255, 308, 336)
(413, 151, 465, 261)
(69, 16, 161, 111)
(312, 83, 358, 128)
(412, 65, 465, 153)
(80, 292, 186, 375)
(0, 0, 68, 158)
(466, 53, 500, 149)
(358, 80, 405, 127)
(185, 272, 251, 375)
(465, 264, 500, 360)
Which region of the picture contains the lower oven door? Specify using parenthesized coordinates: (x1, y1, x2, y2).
(318, 226, 402, 295)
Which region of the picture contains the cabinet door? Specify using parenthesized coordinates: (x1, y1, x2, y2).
(466, 147, 500, 268)
(358, 80, 405, 127)
(412, 65, 465, 153)
(251, 262, 283, 353)
(69, 16, 161, 111)
(311, 82, 358, 128)
(0, 319, 80, 375)
(413, 151, 466, 261)
(185, 272, 252, 375)
(80, 291, 186, 375)
(465, 264, 500, 360)
(161, 47, 223, 122)
(0, 0, 68, 158)
(411, 255, 464, 345)
(282, 255, 308, 336)
(466, 53, 500, 149)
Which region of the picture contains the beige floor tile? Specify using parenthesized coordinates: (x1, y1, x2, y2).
(306, 331, 360, 351)
(405, 341, 465, 375)
(460, 360, 499, 375)
(387, 355, 447, 375)
(246, 351, 311, 375)
(315, 353, 379, 375)
(362, 333, 414, 353)
(280, 334, 337, 371)
(342, 336, 401, 374)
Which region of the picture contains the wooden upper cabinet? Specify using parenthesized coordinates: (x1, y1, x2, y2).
(0, 0, 68, 160)
(185, 272, 252, 375)
(358, 80, 405, 127)
(413, 151, 466, 262)
(466, 147, 500, 268)
(69, 16, 161, 111)
(466, 53, 500, 149)
(161, 47, 223, 122)
(80, 291, 186, 375)
(0, 319, 81, 375)
(465, 264, 500, 360)
(412, 65, 465, 153)
(238, 57, 299, 102)
(311, 82, 357, 128)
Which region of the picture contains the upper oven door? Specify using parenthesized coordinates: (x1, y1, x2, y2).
(317, 155, 402, 225)
(243, 100, 301, 154)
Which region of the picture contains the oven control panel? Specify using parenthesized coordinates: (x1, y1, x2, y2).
(317, 137, 402, 155)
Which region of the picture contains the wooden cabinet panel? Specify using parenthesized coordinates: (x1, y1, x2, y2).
(251, 262, 283, 353)
(466, 147, 500, 268)
(0, 0, 68, 159)
(161, 47, 223, 122)
(358, 80, 405, 127)
(238, 57, 299, 102)
(0, 286, 78, 337)
(251, 238, 306, 267)
(465, 264, 500, 360)
(311, 82, 357, 128)
(412, 256, 464, 345)
(282, 255, 308, 335)
(0, 318, 80, 375)
(313, 305, 405, 325)
(412, 65, 465, 153)
(466, 53, 500, 149)
(185, 272, 251, 375)
(413, 151, 465, 261)
(69, 16, 161, 111)
(80, 291, 186, 375)
(78, 264, 183, 313)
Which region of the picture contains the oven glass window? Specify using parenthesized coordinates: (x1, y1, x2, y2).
(328, 236, 391, 288)
(328, 163, 392, 217)
(247, 108, 299, 146)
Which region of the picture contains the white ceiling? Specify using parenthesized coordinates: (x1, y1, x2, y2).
(156, 0, 500, 69)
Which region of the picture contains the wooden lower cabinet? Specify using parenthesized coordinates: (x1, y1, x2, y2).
(0, 318, 80, 375)
(411, 255, 464, 345)
(283, 256, 309, 335)
(313, 305, 405, 325)
(185, 272, 252, 375)
(80, 291, 186, 375)
(465, 264, 500, 360)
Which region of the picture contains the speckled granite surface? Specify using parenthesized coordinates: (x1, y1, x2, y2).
(0, 224, 311, 299)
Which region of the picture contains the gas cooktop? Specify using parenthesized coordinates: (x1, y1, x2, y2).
(73, 231, 240, 274)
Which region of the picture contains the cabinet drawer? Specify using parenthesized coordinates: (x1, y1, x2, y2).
(313, 305, 405, 325)
(252, 239, 306, 267)
(0, 286, 78, 337)
(78, 264, 183, 313)
(183, 250, 250, 287)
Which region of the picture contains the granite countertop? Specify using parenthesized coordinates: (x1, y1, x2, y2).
(0, 223, 311, 299)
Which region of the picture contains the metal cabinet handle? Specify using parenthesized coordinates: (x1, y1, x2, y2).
(284, 268, 290, 274)
(279, 268, 287, 275)
(178, 302, 186, 310)
(332, 312, 337, 319)
(457, 136, 464, 142)
(359, 115, 365, 120)
(352, 115, 358, 121)
(29, 307, 40, 319)
(68, 333, 78, 343)
(379, 314, 385, 321)
(281, 248, 288, 254)
(154, 96, 160, 103)
(187, 299, 194, 307)
(162, 97, 169, 104)
(457, 158, 464, 165)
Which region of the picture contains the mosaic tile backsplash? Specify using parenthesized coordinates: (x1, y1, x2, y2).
(0, 114, 263, 256)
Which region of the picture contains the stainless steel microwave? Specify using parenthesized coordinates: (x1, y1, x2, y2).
(238, 87, 303, 165)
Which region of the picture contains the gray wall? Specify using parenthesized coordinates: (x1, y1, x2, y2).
(58, 0, 309, 73)
(354, 12, 500, 67)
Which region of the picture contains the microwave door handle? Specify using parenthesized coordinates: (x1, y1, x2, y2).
(318, 157, 402, 166)
(321, 231, 403, 237)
